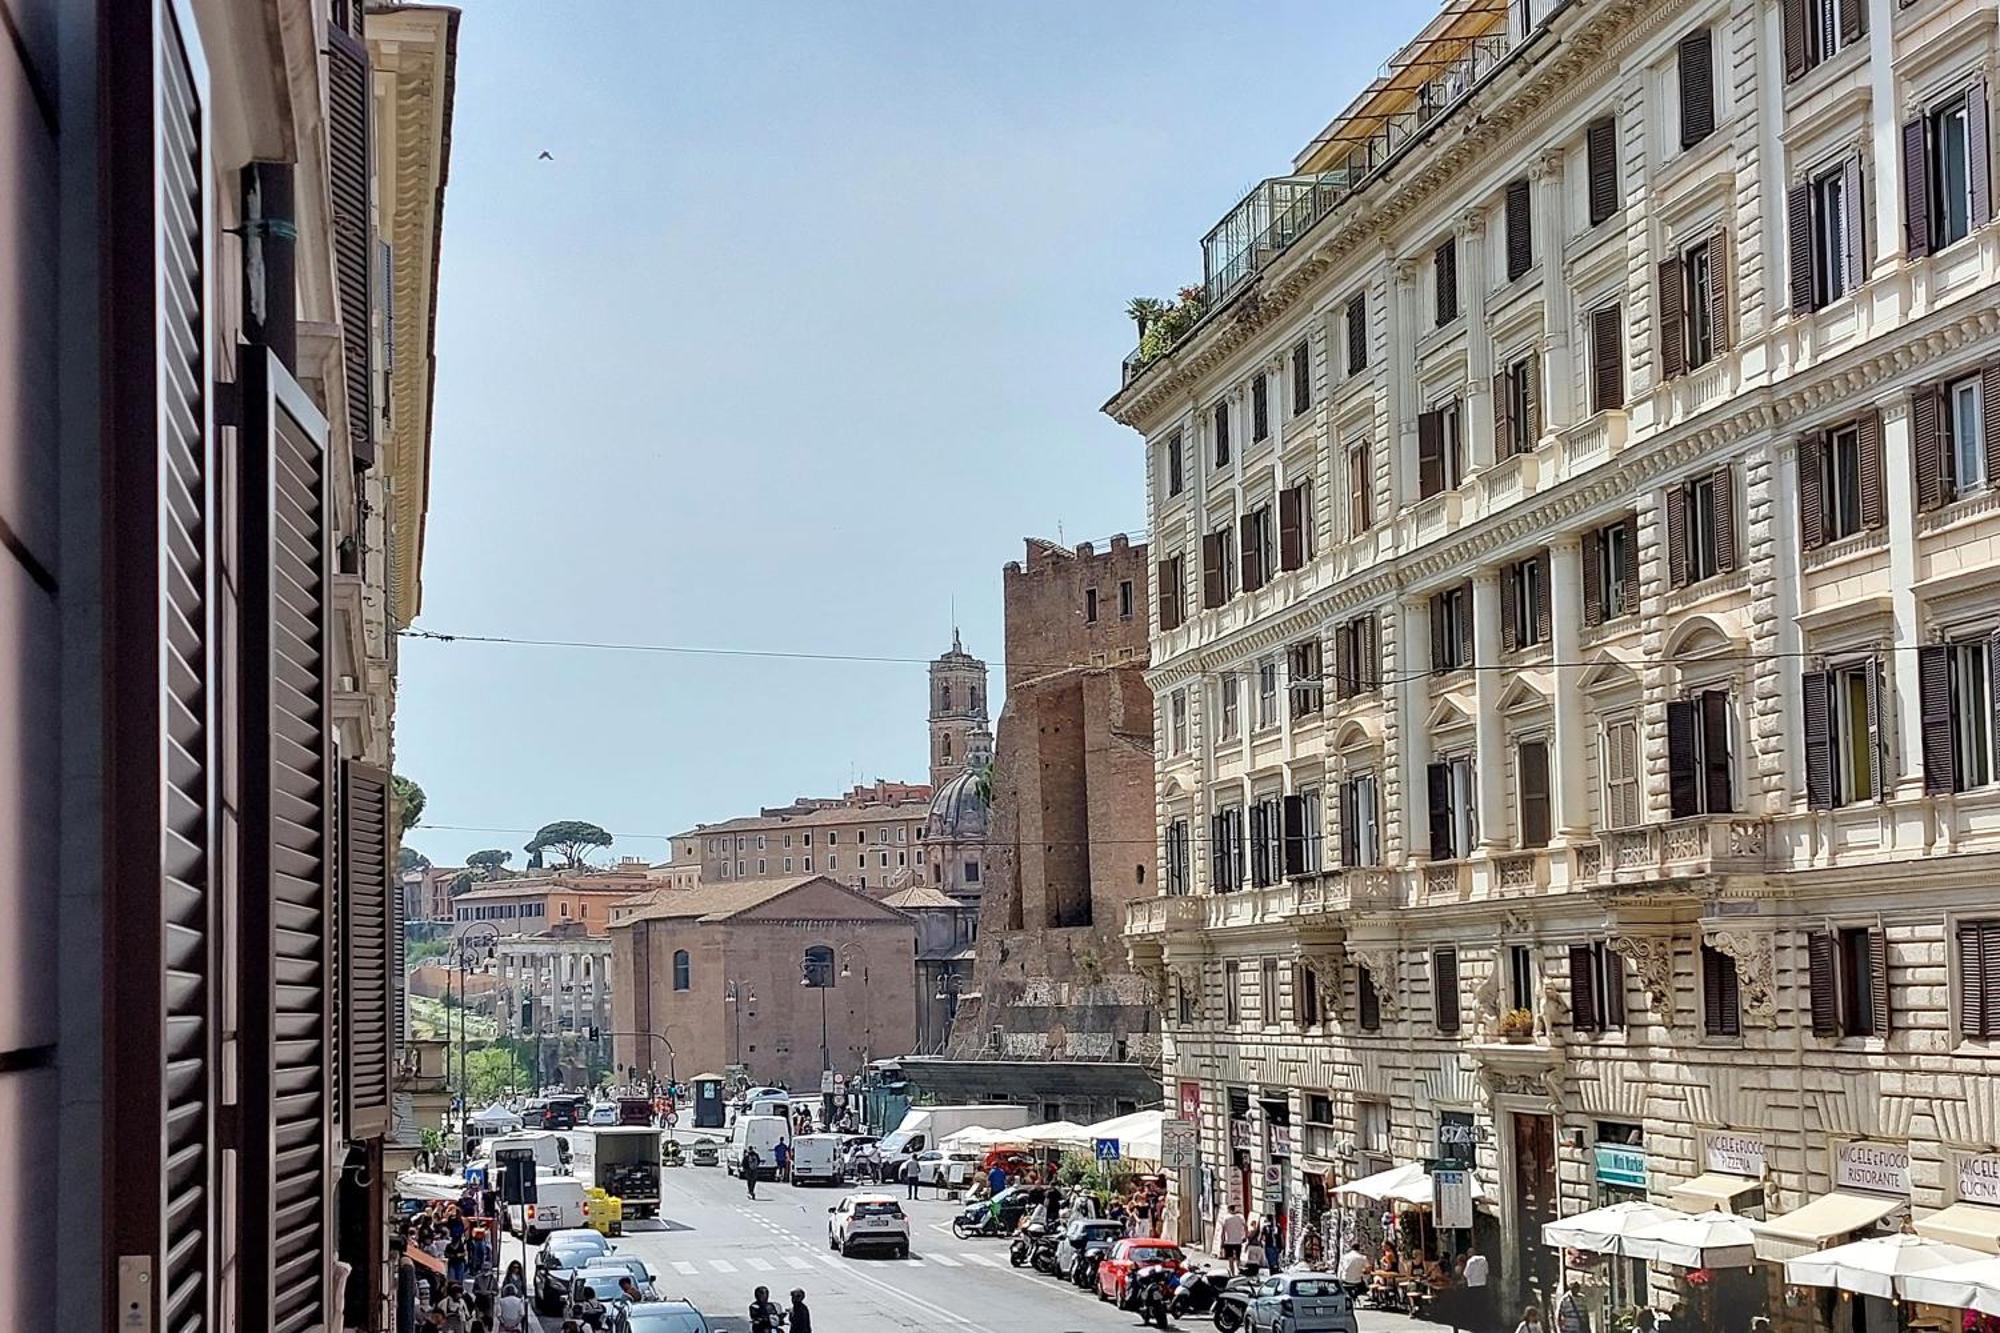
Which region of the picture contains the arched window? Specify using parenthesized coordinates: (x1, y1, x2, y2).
(672, 949, 690, 991)
(971, 687, 982, 713)
(940, 683, 952, 709)
(803, 945, 836, 988)
(942, 735, 953, 763)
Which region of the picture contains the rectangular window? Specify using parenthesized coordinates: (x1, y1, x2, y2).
(1590, 303, 1625, 412)
(1678, 26, 1715, 150)
(803, 855, 812, 872)
(1085, 587, 1099, 624)
(1262, 957, 1281, 1026)
(1252, 373, 1270, 442)
(1431, 585, 1472, 674)
(1358, 964, 1382, 1031)
(1248, 795, 1283, 888)
(1284, 787, 1323, 876)
(1333, 613, 1377, 699)
(1682, 239, 1716, 370)
(827, 853, 836, 869)
(1804, 420, 1879, 545)
(1176, 976, 1195, 1026)
(1119, 579, 1134, 619)
(1213, 400, 1231, 466)
(1219, 671, 1240, 741)
(1809, 162, 1857, 309)
(1786, 0, 1864, 80)
(1279, 480, 1314, 572)
(1837, 927, 1880, 1036)
(1584, 517, 1637, 625)
(1832, 662, 1878, 806)
(1433, 948, 1462, 1034)
(1667, 689, 1734, 818)
(1345, 294, 1368, 374)
(1212, 806, 1246, 892)
(1340, 772, 1381, 868)
(1957, 920, 2000, 1039)
(1951, 641, 1994, 791)
(1601, 717, 1642, 829)
(1518, 739, 1552, 848)
(1427, 755, 1477, 860)
(1165, 819, 1191, 894)
(1949, 375, 1988, 497)
(1203, 524, 1236, 609)
(1503, 553, 1548, 652)
(1347, 440, 1374, 534)
(1166, 431, 1185, 497)
(1498, 353, 1539, 458)
(1509, 944, 1535, 1013)
(1240, 505, 1272, 593)
(1504, 178, 1533, 282)
(1224, 961, 1242, 1026)
(1586, 116, 1619, 226)
(1170, 689, 1189, 756)
(1158, 555, 1185, 631)
(1418, 398, 1464, 498)
(1358, 1099, 1391, 1159)
(1570, 941, 1628, 1032)
(1435, 238, 1459, 326)
(1257, 661, 1279, 731)
(1702, 943, 1741, 1036)
(1297, 964, 1321, 1027)
(1292, 340, 1312, 415)
(1670, 468, 1733, 586)
(1288, 638, 1324, 719)
(1929, 94, 1975, 252)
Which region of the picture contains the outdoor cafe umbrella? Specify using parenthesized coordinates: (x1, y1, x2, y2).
(1013, 1120, 1095, 1151)
(1898, 1256, 2000, 1316)
(1338, 1161, 1488, 1208)
(1542, 1201, 1681, 1256)
(1083, 1110, 1166, 1162)
(1786, 1233, 1985, 1300)
(1622, 1210, 1760, 1269)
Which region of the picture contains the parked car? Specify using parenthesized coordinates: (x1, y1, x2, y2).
(572, 1260, 660, 1305)
(1096, 1238, 1185, 1309)
(623, 1301, 712, 1333)
(588, 1101, 620, 1126)
(1055, 1217, 1127, 1282)
(1245, 1274, 1359, 1333)
(826, 1192, 911, 1258)
(912, 1148, 979, 1186)
(533, 1232, 617, 1316)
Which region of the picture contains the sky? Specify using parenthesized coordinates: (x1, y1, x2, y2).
(396, 0, 1438, 870)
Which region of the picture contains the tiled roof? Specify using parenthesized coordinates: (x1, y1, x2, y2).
(615, 876, 820, 925)
(880, 885, 965, 911)
(673, 802, 931, 839)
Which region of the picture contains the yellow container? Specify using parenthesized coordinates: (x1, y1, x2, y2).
(583, 1186, 623, 1237)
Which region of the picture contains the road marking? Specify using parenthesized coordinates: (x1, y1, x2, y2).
(707, 1259, 738, 1274)
(745, 1257, 774, 1272)
(929, 1253, 962, 1267)
(671, 1261, 699, 1277)
(784, 1256, 814, 1270)
(900, 1257, 925, 1267)
(818, 1254, 845, 1268)
(960, 1251, 998, 1266)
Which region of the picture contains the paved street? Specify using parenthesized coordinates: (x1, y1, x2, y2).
(529, 1143, 1463, 1333)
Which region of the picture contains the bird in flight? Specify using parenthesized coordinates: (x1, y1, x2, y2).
(538, 150, 554, 161)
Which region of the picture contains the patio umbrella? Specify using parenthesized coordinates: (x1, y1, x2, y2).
(1786, 1233, 1984, 1299)
(1084, 1111, 1166, 1162)
(1013, 1120, 1094, 1150)
(1898, 1257, 2000, 1316)
(1542, 1201, 1681, 1256)
(1623, 1210, 1760, 1268)
(1338, 1161, 1488, 1207)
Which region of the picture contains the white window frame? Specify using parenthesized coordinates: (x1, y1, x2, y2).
(1256, 660, 1279, 731)
(1949, 375, 1987, 497)
(1219, 671, 1241, 741)
(1950, 640, 1994, 791)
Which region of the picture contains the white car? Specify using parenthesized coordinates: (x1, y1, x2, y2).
(826, 1192, 911, 1258)
(587, 1101, 619, 1126)
(912, 1149, 979, 1187)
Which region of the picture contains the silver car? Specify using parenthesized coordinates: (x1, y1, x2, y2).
(1245, 1274, 1359, 1333)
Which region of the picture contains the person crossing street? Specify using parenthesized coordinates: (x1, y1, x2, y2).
(743, 1145, 763, 1198)
(749, 1285, 785, 1333)
(901, 1153, 920, 1199)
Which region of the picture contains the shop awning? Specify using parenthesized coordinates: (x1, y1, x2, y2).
(1339, 1160, 1490, 1207)
(1899, 1257, 2000, 1316)
(1669, 1172, 1763, 1214)
(1623, 1210, 1760, 1269)
(1785, 1233, 1983, 1299)
(1916, 1203, 2000, 1255)
(1542, 1201, 1680, 1256)
(1752, 1191, 1906, 1261)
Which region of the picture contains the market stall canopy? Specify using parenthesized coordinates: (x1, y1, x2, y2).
(1915, 1202, 2000, 1255)
(395, 1170, 468, 1202)
(470, 1104, 524, 1130)
(1542, 1201, 1681, 1256)
(1785, 1233, 1984, 1299)
(1085, 1111, 1165, 1162)
(1013, 1120, 1095, 1150)
(1339, 1161, 1490, 1207)
(1668, 1173, 1764, 1215)
(1898, 1257, 2000, 1316)
(1752, 1191, 1905, 1262)
(1623, 1210, 1759, 1269)
(940, 1125, 1020, 1152)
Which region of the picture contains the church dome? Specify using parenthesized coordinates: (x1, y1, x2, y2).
(925, 767, 990, 843)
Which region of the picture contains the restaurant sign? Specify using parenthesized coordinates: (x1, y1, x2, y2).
(1835, 1141, 1911, 1196)
(1957, 1154, 2000, 1205)
(1704, 1133, 1766, 1178)
(1595, 1144, 1648, 1191)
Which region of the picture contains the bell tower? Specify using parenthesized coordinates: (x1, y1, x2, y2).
(928, 629, 991, 788)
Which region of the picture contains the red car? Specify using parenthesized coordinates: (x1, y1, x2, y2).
(1095, 1237, 1186, 1308)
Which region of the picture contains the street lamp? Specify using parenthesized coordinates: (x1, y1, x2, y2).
(449, 922, 500, 1152)
(933, 972, 967, 1053)
(725, 980, 757, 1074)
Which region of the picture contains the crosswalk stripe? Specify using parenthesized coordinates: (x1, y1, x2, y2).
(672, 1261, 699, 1277)
(901, 1257, 924, 1267)
(927, 1253, 961, 1267)
(784, 1256, 814, 1271)
(745, 1257, 775, 1272)
(819, 1254, 845, 1268)
(708, 1259, 738, 1274)
(960, 1251, 998, 1266)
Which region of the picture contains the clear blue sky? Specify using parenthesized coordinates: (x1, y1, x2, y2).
(397, 0, 1436, 869)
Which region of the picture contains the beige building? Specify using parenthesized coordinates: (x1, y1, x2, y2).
(1115, 0, 2000, 1318)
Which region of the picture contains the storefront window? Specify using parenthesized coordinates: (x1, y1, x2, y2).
(1596, 1122, 1647, 1306)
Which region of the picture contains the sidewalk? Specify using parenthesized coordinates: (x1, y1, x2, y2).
(1358, 1306, 1479, 1333)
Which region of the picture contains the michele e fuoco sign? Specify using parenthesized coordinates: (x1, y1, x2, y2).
(1957, 1155, 2000, 1204)
(1835, 1141, 1911, 1195)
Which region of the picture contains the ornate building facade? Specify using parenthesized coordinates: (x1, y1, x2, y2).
(1115, 0, 2000, 1315)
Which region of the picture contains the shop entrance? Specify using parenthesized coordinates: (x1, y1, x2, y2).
(1512, 1111, 1558, 1304)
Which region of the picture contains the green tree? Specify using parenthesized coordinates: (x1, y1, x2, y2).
(393, 774, 426, 834)
(525, 820, 612, 869)
(466, 848, 513, 875)
(398, 845, 432, 874)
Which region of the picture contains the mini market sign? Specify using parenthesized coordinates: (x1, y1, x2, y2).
(1595, 1143, 1647, 1190)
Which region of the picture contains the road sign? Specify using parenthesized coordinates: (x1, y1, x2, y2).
(1160, 1118, 1198, 1169)
(1434, 1168, 1473, 1231)
(1095, 1137, 1122, 1162)
(820, 1070, 836, 1093)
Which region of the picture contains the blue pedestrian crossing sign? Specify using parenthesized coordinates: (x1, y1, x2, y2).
(1094, 1137, 1121, 1162)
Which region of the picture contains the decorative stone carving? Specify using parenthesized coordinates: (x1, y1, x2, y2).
(1473, 965, 1501, 1034)
(1706, 929, 1777, 1026)
(1351, 947, 1399, 1017)
(1131, 958, 1167, 1006)
(1537, 973, 1570, 1044)
(1609, 933, 1677, 1026)
(1501, 909, 1532, 937)
(1480, 1068, 1564, 1108)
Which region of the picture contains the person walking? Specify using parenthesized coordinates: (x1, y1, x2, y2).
(1241, 1218, 1265, 1278)
(749, 1285, 785, 1333)
(1216, 1202, 1247, 1275)
(1515, 1304, 1546, 1333)
(743, 1145, 763, 1199)
(902, 1153, 921, 1200)
(789, 1289, 814, 1333)
(492, 1285, 527, 1333)
(773, 1138, 790, 1182)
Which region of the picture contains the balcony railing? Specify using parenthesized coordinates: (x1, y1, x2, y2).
(1125, 894, 1205, 937)
(1574, 817, 1773, 885)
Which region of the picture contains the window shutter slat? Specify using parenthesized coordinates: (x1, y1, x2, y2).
(1203, 532, 1226, 609)
(1666, 484, 1690, 589)
(1983, 366, 2000, 485)
(1418, 409, 1445, 498)
(1606, 949, 1628, 1027)
(1581, 529, 1604, 627)
(1493, 369, 1514, 457)
(1712, 466, 1737, 571)
(1435, 950, 1460, 1033)
(1534, 557, 1552, 644)
(1708, 230, 1732, 353)
(1283, 794, 1306, 877)
(1959, 925, 1987, 1039)
(327, 27, 374, 469)
(1505, 179, 1533, 281)
(1720, 950, 1741, 1035)
(1240, 515, 1262, 593)
(1436, 239, 1458, 325)
(1843, 156, 1867, 288)
(1667, 699, 1701, 819)
(1865, 653, 1887, 802)
(1782, 0, 1809, 82)
(1869, 927, 1891, 1035)
(1920, 645, 1956, 794)
(1570, 943, 1598, 1033)
(1587, 117, 1619, 226)
(1904, 115, 1933, 259)
(1860, 410, 1886, 530)
(1679, 28, 1714, 147)
(1787, 181, 1816, 313)
(1702, 689, 1735, 814)
(1457, 584, 1475, 666)
(1279, 486, 1303, 572)
(1524, 354, 1542, 444)
(1428, 762, 1455, 860)
(1340, 782, 1359, 868)
(1969, 76, 1991, 229)
(1838, 0, 1866, 43)
(1703, 947, 1726, 1034)
(1501, 578, 1519, 654)
(1803, 669, 1835, 810)
(1591, 304, 1624, 410)
(1430, 596, 1449, 676)
(1983, 924, 2000, 1041)
(1363, 613, 1380, 692)
(1799, 434, 1827, 549)
(1658, 257, 1686, 380)
(1809, 933, 1839, 1036)
(1619, 517, 1639, 612)
(1520, 742, 1551, 847)
(1915, 389, 1947, 512)
(341, 760, 394, 1136)
(1158, 558, 1181, 631)
(1347, 295, 1368, 374)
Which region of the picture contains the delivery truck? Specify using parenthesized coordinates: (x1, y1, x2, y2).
(876, 1104, 1033, 1176)
(590, 1126, 665, 1218)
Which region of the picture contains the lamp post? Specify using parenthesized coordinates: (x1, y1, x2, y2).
(449, 923, 500, 1151)
(803, 947, 860, 1124)
(725, 980, 756, 1075)
(934, 972, 967, 1053)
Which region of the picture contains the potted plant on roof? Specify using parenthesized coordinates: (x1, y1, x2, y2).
(1498, 1007, 1536, 1044)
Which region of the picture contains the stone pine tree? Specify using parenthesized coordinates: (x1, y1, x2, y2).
(524, 820, 613, 869)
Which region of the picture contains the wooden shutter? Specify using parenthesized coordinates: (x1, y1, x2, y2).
(1203, 532, 1226, 608)
(1524, 355, 1542, 444)
(1519, 742, 1552, 848)
(1658, 256, 1686, 380)
(1920, 645, 1958, 793)
(328, 26, 374, 468)
(342, 760, 394, 1137)
(1335, 622, 1356, 698)
(1665, 483, 1690, 588)
(1914, 389, 1947, 511)
(1534, 557, 1552, 645)
(1970, 76, 1991, 229)
(1605, 949, 1628, 1027)
(1430, 595, 1449, 674)
(1501, 574, 1519, 654)
(1457, 585, 1475, 668)
(1808, 933, 1839, 1035)
(1570, 944, 1599, 1033)
(1240, 516, 1263, 593)
(1859, 410, 1886, 530)
(1803, 669, 1835, 810)
(1359, 965, 1380, 1031)
(1702, 947, 1725, 1034)
(1985, 365, 2000, 483)
(1293, 341, 1311, 414)
(1428, 762, 1455, 859)
(1434, 949, 1461, 1033)
(1799, 433, 1827, 549)
(1904, 114, 1932, 259)
(1711, 694, 1749, 813)
(1348, 441, 1372, 533)
(1418, 408, 1445, 497)
(1679, 28, 1715, 148)
(1340, 782, 1360, 868)
(1619, 517, 1639, 612)
(1959, 924, 1989, 1039)
(1708, 231, 1732, 353)
(1592, 305, 1624, 409)
(239, 348, 335, 1329)
(1667, 699, 1701, 818)
(1865, 655, 1887, 802)
(1586, 117, 1619, 225)
(1788, 181, 1816, 312)
(1982, 924, 2000, 1042)
(1494, 370, 1515, 458)
(1346, 294, 1368, 373)
(1157, 558, 1181, 631)
(1716, 949, 1741, 1035)
(1505, 179, 1533, 281)
(1843, 156, 1867, 288)
(1581, 528, 1604, 626)
(1712, 466, 1737, 571)
(1435, 238, 1458, 324)
(1279, 486, 1304, 571)
(1782, 0, 1809, 81)
(1989, 627, 2000, 778)
(1283, 794, 1307, 877)
(1869, 927, 1891, 1035)
(1362, 613, 1379, 692)
(1838, 0, 1866, 43)
(1210, 814, 1228, 889)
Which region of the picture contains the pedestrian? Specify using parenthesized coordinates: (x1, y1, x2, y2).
(618, 1277, 644, 1304)
(902, 1153, 921, 1200)
(1215, 1202, 1247, 1275)
(743, 1145, 762, 1198)
(789, 1288, 813, 1333)
(774, 1138, 790, 1181)
(1241, 1218, 1264, 1278)
(500, 1260, 525, 1297)
(444, 1233, 467, 1284)
(493, 1284, 527, 1333)
(749, 1285, 785, 1333)
(1464, 1249, 1491, 1328)
(1516, 1304, 1546, 1333)
(1337, 1240, 1369, 1298)
(436, 1282, 470, 1333)
(1557, 1286, 1590, 1333)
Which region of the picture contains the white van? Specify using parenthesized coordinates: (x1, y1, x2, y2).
(725, 1114, 790, 1180)
(747, 1096, 790, 1120)
(507, 1174, 589, 1243)
(480, 1130, 568, 1175)
(789, 1134, 845, 1186)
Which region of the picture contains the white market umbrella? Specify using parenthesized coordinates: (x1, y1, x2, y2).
(470, 1104, 523, 1129)
(1899, 1257, 2000, 1316)
(1084, 1111, 1166, 1162)
(1787, 1233, 1984, 1299)
(1338, 1161, 1489, 1207)
(1624, 1210, 1760, 1268)
(939, 1125, 1013, 1152)
(1543, 1202, 1681, 1256)
(1014, 1120, 1094, 1150)
(395, 1170, 468, 1202)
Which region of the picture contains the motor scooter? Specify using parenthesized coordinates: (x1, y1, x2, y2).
(1209, 1273, 1261, 1333)
(1170, 1266, 1229, 1318)
(1009, 1222, 1048, 1268)
(1132, 1264, 1180, 1330)
(1072, 1238, 1114, 1290)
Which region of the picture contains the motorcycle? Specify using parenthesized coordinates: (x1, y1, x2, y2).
(1209, 1274, 1260, 1333)
(953, 1196, 1013, 1240)
(1029, 1231, 1061, 1276)
(1131, 1264, 1180, 1330)
(1072, 1240, 1113, 1290)
(1009, 1223, 1048, 1269)
(1170, 1267, 1229, 1318)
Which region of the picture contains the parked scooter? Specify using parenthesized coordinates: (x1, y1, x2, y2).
(1028, 1229, 1061, 1275)
(1208, 1271, 1261, 1333)
(1009, 1223, 1049, 1269)
(1132, 1264, 1180, 1330)
(1170, 1266, 1232, 1318)
(1071, 1238, 1115, 1290)
(952, 1198, 1004, 1239)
